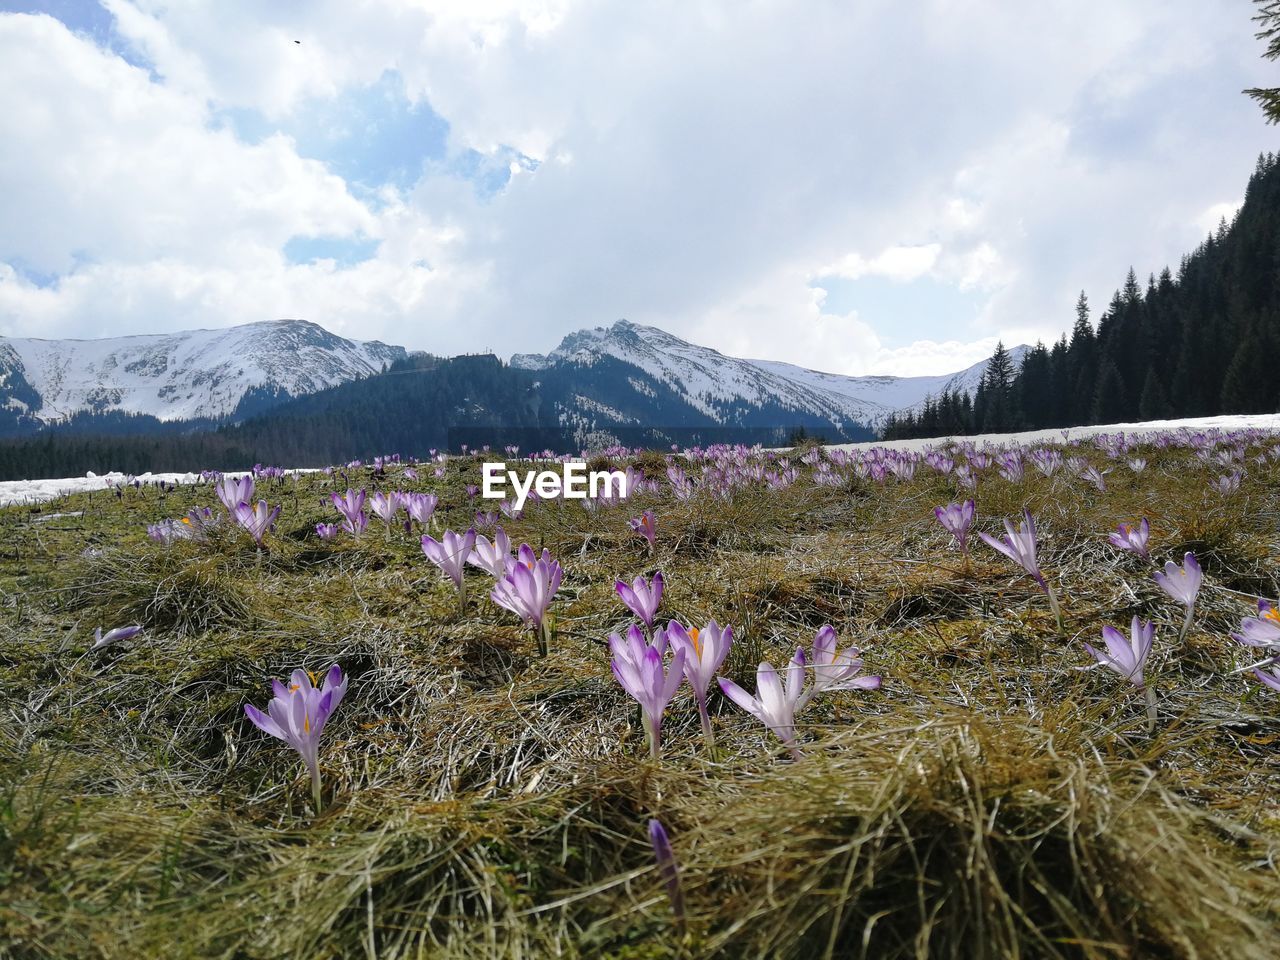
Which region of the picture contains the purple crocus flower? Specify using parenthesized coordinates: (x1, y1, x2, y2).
(1212, 471, 1242, 495)
(244, 664, 348, 811)
(647, 819, 686, 932)
(934, 500, 975, 557)
(997, 454, 1024, 483)
(369, 491, 404, 528)
(467, 527, 513, 578)
(405, 492, 438, 525)
(216, 474, 254, 513)
(799, 624, 881, 710)
(979, 509, 1061, 629)
(610, 629, 686, 759)
(1080, 466, 1108, 492)
(330, 489, 367, 534)
(315, 522, 340, 541)
(146, 519, 190, 544)
(421, 528, 478, 595)
(1084, 616, 1155, 687)
(629, 510, 658, 553)
(1107, 519, 1150, 560)
(1154, 552, 1201, 644)
(718, 648, 807, 760)
(184, 507, 219, 536)
(1083, 616, 1157, 730)
(235, 500, 281, 547)
(1231, 600, 1280, 666)
(90, 624, 143, 652)
(492, 545, 562, 654)
(616, 572, 664, 629)
(666, 619, 733, 747)
(1254, 665, 1280, 693)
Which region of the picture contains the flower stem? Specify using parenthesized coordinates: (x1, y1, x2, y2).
(1044, 582, 1063, 634)
(697, 701, 716, 751)
(1143, 684, 1157, 734)
(308, 762, 324, 813)
(1177, 605, 1194, 646)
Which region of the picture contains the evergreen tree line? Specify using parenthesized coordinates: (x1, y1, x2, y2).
(883, 153, 1280, 440)
(0, 354, 544, 481)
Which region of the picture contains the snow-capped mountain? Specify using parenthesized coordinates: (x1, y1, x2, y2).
(0, 319, 405, 424)
(0, 316, 1021, 447)
(513, 319, 1024, 432)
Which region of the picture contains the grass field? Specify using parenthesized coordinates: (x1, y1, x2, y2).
(1, 435, 1278, 959)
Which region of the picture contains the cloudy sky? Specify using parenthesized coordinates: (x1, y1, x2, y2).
(0, 1, 1272, 374)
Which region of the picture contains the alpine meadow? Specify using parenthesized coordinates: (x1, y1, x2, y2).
(3, 3, 1280, 960)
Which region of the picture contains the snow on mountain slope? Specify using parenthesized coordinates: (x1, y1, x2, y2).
(1, 319, 406, 422)
(747, 349, 1027, 427)
(513, 320, 1025, 430)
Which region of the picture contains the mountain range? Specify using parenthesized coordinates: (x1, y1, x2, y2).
(0, 319, 405, 431)
(514, 320, 1019, 436)
(0, 317, 1017, 447)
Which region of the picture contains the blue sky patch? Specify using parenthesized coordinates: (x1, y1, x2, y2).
(284, 235, 380, 267)
(7, 0, 156, 74)
(220, 71, 451, 192)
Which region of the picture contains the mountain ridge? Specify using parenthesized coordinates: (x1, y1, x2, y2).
(0, 316, 1022, 444)
(0, 319, 406, 428)
(513, 319, 1026, 431)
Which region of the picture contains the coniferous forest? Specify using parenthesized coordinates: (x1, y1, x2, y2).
(883, 152, 1280, 440)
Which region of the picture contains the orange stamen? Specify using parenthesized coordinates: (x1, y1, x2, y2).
(690, 627, 701, 656)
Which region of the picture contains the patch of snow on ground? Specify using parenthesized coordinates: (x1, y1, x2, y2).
(0, 469, 316, 507)
(818, 413, 1280, 454)
(4, 413, 1278, 508)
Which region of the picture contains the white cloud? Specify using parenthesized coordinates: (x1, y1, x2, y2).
(0, 0, 1274, 378)
(868, 337, 1006, 378)
(0, 14, 374, 282)
(818, 245, 943, 283)
(1195, 200, 1242, 235)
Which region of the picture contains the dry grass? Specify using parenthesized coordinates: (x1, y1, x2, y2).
(0, 441, 1278, 958)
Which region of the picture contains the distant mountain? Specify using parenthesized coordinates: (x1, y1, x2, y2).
(0, 319, 405, 431)
(0, 316, 1025, 474)
(513, 319, 1025, 434)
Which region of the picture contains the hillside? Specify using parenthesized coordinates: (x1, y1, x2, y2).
(0, 319, 406, 433)
(514, 318, 1022, 433)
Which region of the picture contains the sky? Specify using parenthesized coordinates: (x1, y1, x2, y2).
(0, 1, 1273, 376)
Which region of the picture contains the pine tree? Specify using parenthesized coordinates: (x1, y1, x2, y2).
(1219, 336, 1275, 412)
(1091, 360, 1127, 425)
(979, 342, 1016, 432)
(1137, 368, 1172, 420)
(1067, 292, 1097, 425)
